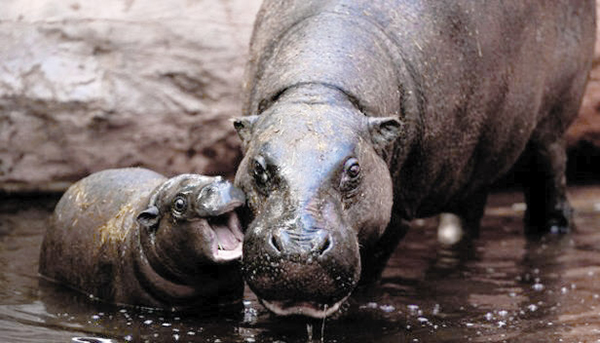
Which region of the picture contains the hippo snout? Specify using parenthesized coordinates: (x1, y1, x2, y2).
(242, 217, 361, 318)
(269, 226, 332, 259)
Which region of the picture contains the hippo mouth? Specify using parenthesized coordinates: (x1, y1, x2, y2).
(260, 297, 348, 318)
(207, 211, 243, 262)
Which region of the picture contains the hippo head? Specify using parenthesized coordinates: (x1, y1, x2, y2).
(234, 88, 402, 317)
(136, 175, 246, 278)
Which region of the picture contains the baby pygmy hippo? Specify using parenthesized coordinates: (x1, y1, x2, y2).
(39, 168, 246, 311)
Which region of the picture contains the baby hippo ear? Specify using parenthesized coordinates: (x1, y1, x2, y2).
(368, 117, 403, 154)
(232, 115, 259, 148)
(136, 206, 160, 229)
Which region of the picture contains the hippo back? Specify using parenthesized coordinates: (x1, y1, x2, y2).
(244, 0, 596, 218)
(39, 168, 166, 299)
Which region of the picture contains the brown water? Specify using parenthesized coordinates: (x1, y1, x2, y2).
(1, 186, 599, 343)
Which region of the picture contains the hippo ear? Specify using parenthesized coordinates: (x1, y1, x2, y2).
(136, 206, 160, 229)
(368, 117, 403, 153)
(232, 115, 259, 147)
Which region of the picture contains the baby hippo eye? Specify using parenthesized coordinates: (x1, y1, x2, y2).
(253, 155, 269, 186)
(172, 195, 187, 214)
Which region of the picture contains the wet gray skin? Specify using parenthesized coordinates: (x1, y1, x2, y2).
(234, 0, 596, 318)
(39, 168, 246, 311)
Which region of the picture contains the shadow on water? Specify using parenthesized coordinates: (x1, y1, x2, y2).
(1, 185, 600, 342)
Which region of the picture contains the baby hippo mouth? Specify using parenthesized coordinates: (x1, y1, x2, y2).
(207, 211, 244, 262)
(197, 179, 246, 263)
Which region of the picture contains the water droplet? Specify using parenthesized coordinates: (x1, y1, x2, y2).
(532, 283, 545, 291)
(307, 323, 313, 341)
(366, 302, 378, 309)
(380, 304, 395, 313)
(407, 304, 420, 315)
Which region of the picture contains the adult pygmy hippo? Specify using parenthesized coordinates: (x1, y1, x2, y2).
(233, 0, 595, 318)
(39, 168, 246, 311)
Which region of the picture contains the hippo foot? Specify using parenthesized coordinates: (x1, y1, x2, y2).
(524, 204, 573, 236)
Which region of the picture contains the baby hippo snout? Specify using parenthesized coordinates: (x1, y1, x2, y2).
(197, 177, 246, 217)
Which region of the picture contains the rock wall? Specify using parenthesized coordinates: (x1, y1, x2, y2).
(0, 0, 262, 192)
(0, 0, 598, 193)
(566, 0, 600, 147)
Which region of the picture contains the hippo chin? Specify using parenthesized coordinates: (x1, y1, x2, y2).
(234, 0, 595, 318)
(39, 168, 245, 311)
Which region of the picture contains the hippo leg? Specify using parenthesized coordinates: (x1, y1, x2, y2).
(522, 137, 573, 235)
(438, 190, 488, 246)
(358, 212, 409, 286)
(459, 190, 489, 240)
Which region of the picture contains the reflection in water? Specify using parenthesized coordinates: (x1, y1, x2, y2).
(71, 337, 115, 343)
(0, 186, 599, 342)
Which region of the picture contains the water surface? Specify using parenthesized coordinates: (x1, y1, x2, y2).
(1, 186, 599, 342)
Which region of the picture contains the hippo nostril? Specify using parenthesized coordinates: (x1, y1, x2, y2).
(270, 231, 283, 254)
(313, 229, 332, 256)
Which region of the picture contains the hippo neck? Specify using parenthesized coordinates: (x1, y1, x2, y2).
(247, 9, 422, 166)
(248, 10, 420, 119)
(131, 227, 200, 305)
(260, 82, 362, 114)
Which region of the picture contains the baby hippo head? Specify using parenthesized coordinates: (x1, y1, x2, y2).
(136, 175, 246, 275)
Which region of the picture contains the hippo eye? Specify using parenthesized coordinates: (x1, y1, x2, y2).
(252, 155, 270, 187)
(172, 196, 187, 214)
(340, 157, 361, 193)
(346, 159, 361, 179)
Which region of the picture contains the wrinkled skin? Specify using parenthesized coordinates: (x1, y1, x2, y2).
(39, 168, 246, 311)
(234, 0, 596, 318)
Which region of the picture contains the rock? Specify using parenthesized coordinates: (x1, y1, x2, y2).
(0, 0, 262, 192)
(565, 0, 600, 182)
(0, 0, 597, 193)
(566, 0, 600, 148)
